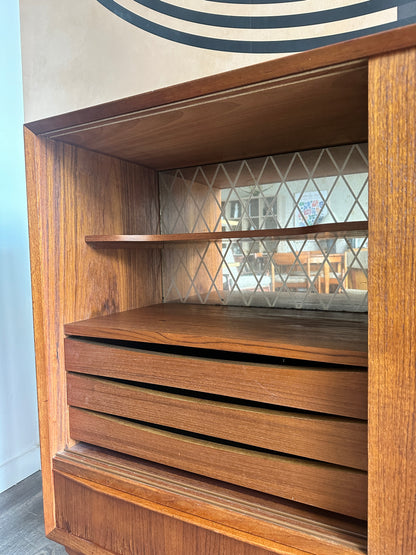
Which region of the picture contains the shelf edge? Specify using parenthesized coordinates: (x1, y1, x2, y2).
(85, 221, 368, 248)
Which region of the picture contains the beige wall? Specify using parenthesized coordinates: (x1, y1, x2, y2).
(19, 0, 399, 123)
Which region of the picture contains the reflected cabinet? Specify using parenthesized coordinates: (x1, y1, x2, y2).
(25, 25, 416, 554)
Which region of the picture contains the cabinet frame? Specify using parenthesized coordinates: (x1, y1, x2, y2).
(24, 24, 416, 554)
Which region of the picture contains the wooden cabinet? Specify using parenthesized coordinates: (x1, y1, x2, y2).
(25, 25, 416, 554)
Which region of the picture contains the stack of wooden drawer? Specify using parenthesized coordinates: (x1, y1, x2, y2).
(64, 304, 368, 522)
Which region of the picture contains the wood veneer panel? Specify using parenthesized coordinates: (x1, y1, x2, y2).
(24, 129, 56, 532)
(68, 407, 367, 520)
(64, 304, 368, 366)
(54, 471, 303, 555)
(368, 48, 416, 553)
(54, 445, 367, 554)
(85, 221, 368, 248)
(50, 528, 115, 555)
(67, 373, 367, 470)
(24, 129, 162, 532)
(26, 24, 416, 138)
(65, 338, 367, 419)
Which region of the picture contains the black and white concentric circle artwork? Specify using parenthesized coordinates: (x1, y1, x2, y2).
(96, 0, 416, 53)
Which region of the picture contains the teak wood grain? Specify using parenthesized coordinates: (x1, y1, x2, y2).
(54, 444, 367, 555)
(68, 407, 367, 520)
(24, 129, 56, 532)
(64, 337, 367, 419)
(49, 527, 115, 555)
(85, 221, 368, 248)
(368, 48, 416, 554)
(67, 373, 367, 470)
(24, 130, 162, 533)
(64, 304, 368, 366)
(54, 471, 305, 555)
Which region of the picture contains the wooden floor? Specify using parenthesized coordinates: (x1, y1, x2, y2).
(0, 471, 66, 554)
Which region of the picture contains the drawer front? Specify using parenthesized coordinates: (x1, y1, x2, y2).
(68, 407, 367, 520)
(67, 372, 367, 470)
(64, 337, 367, 419)
(65, 336, 367, 520)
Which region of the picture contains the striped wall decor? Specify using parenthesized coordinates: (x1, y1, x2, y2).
(97, 0, 416, 53)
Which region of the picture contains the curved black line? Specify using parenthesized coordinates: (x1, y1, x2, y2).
(96, 1, 416, 53)
(206, 0, 315, 3)
(131, 0, 407, 29)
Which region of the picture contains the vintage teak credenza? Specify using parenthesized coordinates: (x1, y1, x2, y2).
(24, 24, 416, 555)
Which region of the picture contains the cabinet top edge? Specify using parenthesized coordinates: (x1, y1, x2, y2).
(25, 23, 416, 137)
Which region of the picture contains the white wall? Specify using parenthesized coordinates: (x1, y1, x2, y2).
(0, 2, 40, 492)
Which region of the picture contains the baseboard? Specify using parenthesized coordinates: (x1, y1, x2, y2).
(0, 445, 41, 492)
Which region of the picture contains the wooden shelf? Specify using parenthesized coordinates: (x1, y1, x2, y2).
(64, 303, 368, 366)
(85, 221, 368, 248)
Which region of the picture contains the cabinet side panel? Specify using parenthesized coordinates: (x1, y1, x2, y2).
(24, 128, 162, 533)
(368, 49, 416, 554)
(25, 129, 56, 532)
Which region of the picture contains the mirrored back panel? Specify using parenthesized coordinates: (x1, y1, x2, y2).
(159, 144, 368, 311)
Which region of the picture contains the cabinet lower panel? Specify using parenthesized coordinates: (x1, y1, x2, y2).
(53, 445, 367, 554)
(53, 471, 294, 555)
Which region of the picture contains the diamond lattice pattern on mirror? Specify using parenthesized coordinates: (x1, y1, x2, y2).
(159, 144, 368, 311)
